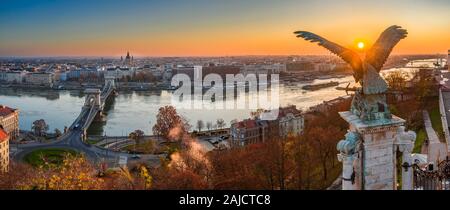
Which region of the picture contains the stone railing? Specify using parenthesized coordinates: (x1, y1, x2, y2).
(438, 88, 450, 153)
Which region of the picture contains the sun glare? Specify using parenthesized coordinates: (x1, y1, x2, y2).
(357, 42, 365, 49)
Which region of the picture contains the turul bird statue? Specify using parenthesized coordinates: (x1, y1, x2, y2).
(294, 25, 407, 121)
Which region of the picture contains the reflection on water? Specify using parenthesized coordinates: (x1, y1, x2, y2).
(0, 77, 355, 136)
(0, 59, 440, 136)
(0, 88, 85, 132)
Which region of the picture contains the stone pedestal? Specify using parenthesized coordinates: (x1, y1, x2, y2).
(338, 111, 416, 190)
(401, 152, 413, 190)
(337, 153, 357, 190)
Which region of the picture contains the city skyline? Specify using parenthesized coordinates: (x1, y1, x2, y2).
(1, 0, 449, 57)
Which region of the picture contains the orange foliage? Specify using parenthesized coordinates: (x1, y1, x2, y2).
(152, 106, 190, 141)
(0, 155, 153, 190)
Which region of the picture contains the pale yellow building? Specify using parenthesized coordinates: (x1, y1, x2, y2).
(0, 128, 9, 172)
(24, 72, 54, 87)
(0, 105, 19, 141)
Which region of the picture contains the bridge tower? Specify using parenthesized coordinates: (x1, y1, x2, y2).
(84, 88, 105, 121)
(104, 76, 116, 90)
(84, 89, 102, 109)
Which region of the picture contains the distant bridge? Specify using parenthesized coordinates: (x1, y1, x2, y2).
(69, 76, 116, 140)
(13, 76, 162, 165)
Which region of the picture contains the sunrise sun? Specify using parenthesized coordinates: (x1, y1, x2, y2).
(357, 42, 365, 49)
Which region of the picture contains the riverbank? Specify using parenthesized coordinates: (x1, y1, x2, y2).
(2, 59, 436, 136)
(0, 77, 355, 136)
(2, 81, 174, 91)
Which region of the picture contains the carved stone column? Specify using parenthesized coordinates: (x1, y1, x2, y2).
(337, 131, 360, 190)
(338, 153, 356, 190)
(339, 111, 415, 190)
(395, 126, 416, 190)
(401, 151, 413, 190)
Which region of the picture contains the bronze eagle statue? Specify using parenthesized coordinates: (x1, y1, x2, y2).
(294, 25, 407, 95)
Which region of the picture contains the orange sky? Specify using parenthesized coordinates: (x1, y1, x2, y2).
(1, 0, 449, 57)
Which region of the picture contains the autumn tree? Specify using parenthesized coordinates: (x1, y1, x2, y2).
(0, 162, 35, 189)
(384, 70, 409, 91)
(152, 169, 208, 190)
(20, 155, 105, 190)
(209, 144, 269, 189)
(54, 128, 62, 137)
(206, 122, 213, 131)
(153, 139, 211, 189)
(306, 126, 344, 181)
(0, 156, 153, 190)
(152, 106, 187, 141)
(412, 70, 436, 103)
(32, 119, 49, 137)
(216, 118, 226, 129)
(208, 140, 293, 190)
(289, 135, 314, 189)
(258, 139, 293, 190)
(108, 166, 153, 190)
(196, 120, 204, 132)
(129, 130, 145, 146)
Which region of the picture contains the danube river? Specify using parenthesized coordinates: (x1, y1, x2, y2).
(0, 59, 441, 136)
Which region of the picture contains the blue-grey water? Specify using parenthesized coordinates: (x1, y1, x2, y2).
(0, 59, 442, 136)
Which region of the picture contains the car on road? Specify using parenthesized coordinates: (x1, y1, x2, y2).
(209, 138, 220, 144)
(131, 155, 141, 159)
(74, 123, 80, 129)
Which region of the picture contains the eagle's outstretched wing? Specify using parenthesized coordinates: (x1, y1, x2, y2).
(365, 25, 407, 71)
(294, 31, 364, 82)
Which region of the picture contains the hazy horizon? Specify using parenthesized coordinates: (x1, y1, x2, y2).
(0, 53, 446, 60)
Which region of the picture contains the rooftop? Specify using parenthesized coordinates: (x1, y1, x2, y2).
(278, 105, 302, 118)
(235, 119, 257, 129)
(0, 105, 18, 117)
